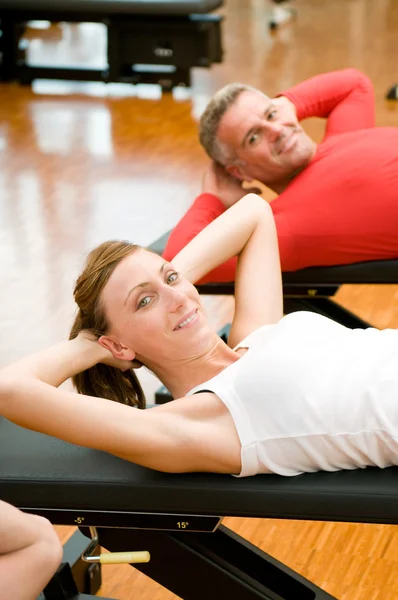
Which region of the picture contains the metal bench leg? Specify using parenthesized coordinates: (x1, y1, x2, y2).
(37, 530, 103, 599)
(97, 523, 336, 600)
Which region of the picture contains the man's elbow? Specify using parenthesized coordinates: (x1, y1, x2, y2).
(344, 68, 373, 92)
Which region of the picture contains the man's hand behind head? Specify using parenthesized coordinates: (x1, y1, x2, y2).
(272, 95, 297, 120)
(202, 161, 276, 208)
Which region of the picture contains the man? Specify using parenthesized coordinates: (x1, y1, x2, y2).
(163, 69, 398, 282)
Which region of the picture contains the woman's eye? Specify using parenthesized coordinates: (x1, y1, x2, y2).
(248, 133, 258, 145)
(138, 296, 151, 308)
(167, 272, 179, 284)
(267, 110, 277, 120)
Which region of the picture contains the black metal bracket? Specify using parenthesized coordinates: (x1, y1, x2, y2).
(38, 561, 115, 600)
(36, 530, 104, 600)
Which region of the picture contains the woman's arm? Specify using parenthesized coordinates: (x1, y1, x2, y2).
(0, 338, 207, 473)
(2, 335, 113, 389)
(163, 163, 270, 286)
(173, 193, 283, 347)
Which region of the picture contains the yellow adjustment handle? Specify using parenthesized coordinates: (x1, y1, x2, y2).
(99, 551, 150, 565)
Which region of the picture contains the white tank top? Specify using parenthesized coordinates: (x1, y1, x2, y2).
(188, 312, 398, 477)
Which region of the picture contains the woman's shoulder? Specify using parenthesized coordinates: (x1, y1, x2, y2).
(234, 311, 345, 350)
(233, 322, 277, 351)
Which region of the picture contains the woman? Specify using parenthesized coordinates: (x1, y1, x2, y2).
(1, 193, 398, 477)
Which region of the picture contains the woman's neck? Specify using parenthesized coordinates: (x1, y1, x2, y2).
(146, 334, 241, 400)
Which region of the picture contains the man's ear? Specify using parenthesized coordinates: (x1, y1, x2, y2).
(98, 335, 136, 362)
(225, 163, 252, 183)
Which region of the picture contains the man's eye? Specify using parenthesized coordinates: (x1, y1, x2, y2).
(267, 110, 277, 120)
(138, 296, 151, 308)
(248, 133, 259, 145)
(167, 272, 179, 284)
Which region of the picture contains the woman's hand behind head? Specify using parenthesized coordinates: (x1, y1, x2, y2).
(101, 353, 139, 372)
(77, 330, 139, 372)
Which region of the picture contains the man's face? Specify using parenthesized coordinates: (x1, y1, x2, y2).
(217, 90, 315, 185)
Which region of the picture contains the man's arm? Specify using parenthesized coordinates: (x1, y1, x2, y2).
(279, 68, 375, 136)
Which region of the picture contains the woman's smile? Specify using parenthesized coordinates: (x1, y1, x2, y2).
(173, 308, 199, 331)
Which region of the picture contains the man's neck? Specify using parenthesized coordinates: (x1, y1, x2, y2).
(268, 143, 318, 195)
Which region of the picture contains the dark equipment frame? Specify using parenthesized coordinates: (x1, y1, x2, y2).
(30, 507, 335, 600)
(0, 2, 223, 90)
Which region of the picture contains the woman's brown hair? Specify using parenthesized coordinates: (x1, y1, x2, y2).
(69, 240, 146, 409)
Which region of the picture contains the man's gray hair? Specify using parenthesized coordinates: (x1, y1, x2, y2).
(199, 82, 258, 165)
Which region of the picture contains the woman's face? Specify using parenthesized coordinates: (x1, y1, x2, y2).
(100, 249, 210, 365)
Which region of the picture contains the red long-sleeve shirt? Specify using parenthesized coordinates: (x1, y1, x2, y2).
(164, 69, 398, 281)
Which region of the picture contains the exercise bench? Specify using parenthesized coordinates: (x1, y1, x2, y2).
(0, 0, 223, 90)
(149, 230, 398, 329)
(1, 417, 398, 599)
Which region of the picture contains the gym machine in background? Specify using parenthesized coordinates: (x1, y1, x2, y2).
(268, 0, 296, 30)
(0, 0, 223, 91)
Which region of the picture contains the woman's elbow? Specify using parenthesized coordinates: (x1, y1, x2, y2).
(242, 193, 274, 219)
(0, 373, 15, 406)
(0, 372, 28, 417)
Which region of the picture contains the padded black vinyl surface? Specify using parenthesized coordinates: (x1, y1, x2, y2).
(149, 231, 398, 285)
(1, 419, 398, 525)
(0, 0, 222, 16)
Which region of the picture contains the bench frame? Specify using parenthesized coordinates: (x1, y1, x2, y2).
(196, 280, 371, 328)
(3, 415, 397, 600)
(29, 506, 335, 599)
(148, 231, 398, 330)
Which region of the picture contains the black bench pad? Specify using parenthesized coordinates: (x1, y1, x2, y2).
(283, 259, 398, 285)
(0, 0, 222, 16)
(149, 231, 398, 285)
(1, 419, 398, 525)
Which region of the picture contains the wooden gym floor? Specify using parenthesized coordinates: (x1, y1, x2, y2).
(1, 0, 398, 598)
